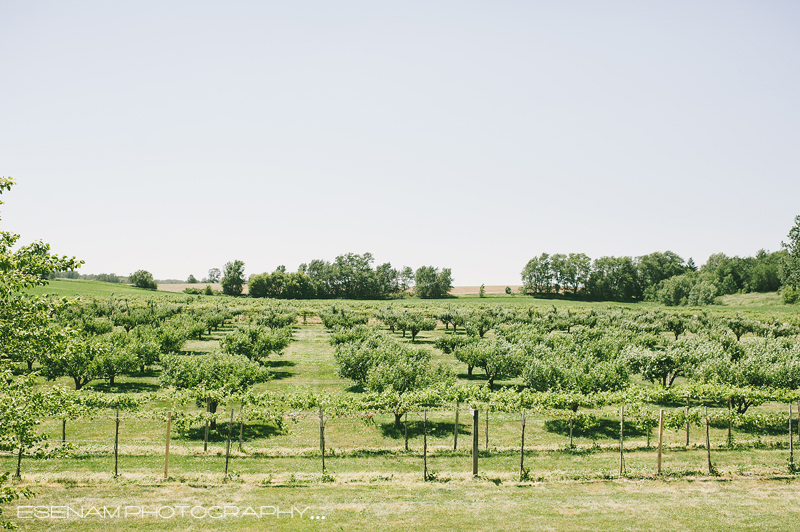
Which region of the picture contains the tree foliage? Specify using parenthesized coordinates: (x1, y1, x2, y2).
(221, 260, 246, 296)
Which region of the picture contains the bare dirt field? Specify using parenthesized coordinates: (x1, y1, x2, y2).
(158, 284, 518, 296)
(449, 285, 522, 295)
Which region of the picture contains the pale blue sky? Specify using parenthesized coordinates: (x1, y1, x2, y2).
(2, 1, 799, 285)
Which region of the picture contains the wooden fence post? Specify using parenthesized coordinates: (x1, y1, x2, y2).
(319, 406, 326, 473)
(657, 409, 664, 475)
(519, 411, 526, 481)
(485, 409, 489, 451)
(224, 409, 234, 477)
(163, 411, 172, 479)
(705, 406, 713, 475)
(569, 415, 574, 448)
(204, 420, 209, 453)
(238, 408, 244, 453)
(619, 406, 625, 477)
(453, 402, 459, 451)
(423, 410, 428, 481)
(727, 398, 733, 447)
(114, 408, 120, 477)
(685, 396, 690, 447)
(790, 404, 794, 472)
(62, 419, 66, 444)
(404, 412, 409, 452)
(471, 408, 479, 477)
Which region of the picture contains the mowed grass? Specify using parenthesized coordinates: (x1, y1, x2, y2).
(7, 477, 800, 531)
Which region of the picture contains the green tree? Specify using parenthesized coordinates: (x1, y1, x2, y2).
(160, 353, 269, 429)
(453, 338, 522, 390)
(396, 313, 436, 342)
(39, 335, 101, 390)
(334, 334, 449, 427)
(0, 178, 82, 370)
(187, 274, 198, 284)
(399, 266, 414, 291)
(414, 266, 453, 298)
(129, 270, 157, 290)
(221, 325, 291, 363)
(521, 253, 552, 294)
(783, 215, 800, 289)
(0, 370, 67, 480)
(221, 260, 246, 296)
(207, 268, 222, 283)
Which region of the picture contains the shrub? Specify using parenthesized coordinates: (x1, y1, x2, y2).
(783, 286, 799, 305)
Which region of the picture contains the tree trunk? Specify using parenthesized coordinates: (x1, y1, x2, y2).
(27, 360, 33, 372)
(208, 401, 218, 430)
(109, 374, 115, 386)
(15, 445, 23, 479)
(74, 377, 84, 390)
(467, 365, 473, 378)
(394, 412, 403, 429)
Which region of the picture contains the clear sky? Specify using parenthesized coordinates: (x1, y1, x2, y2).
(2, 1, 799, 285)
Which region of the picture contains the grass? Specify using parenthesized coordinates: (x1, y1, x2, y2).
(6, 475, 800, 531)
(27, 279, 179, 298)
(7, 283, 800, 530)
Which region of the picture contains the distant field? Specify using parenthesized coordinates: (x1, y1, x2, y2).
(28, 279, 160, 298)
(157, 282, 229, 293)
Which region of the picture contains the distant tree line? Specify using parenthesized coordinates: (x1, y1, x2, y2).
(521, 248, 792, 306)
(523, 217, 800, 305)
(248, 252, 452, 300)
(49, 271, 128, 283)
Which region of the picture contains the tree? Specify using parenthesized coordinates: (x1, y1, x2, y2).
(586, 256, 641, 301)
(521, 253, 552, 294)
(414, 266, 453, 298)
(453, 338, 522, 390)
(625, 342, 698, 388)
(0, 177, 78, 505)
(160, 353, 269, 429)
(221, 325, 291, 363)
(505, 286, 512, 295)
(129, 270, 157, 290)
(187, 274, 198, 284)
(39, 335, 101, 390)
(783, 215, 800, 289)
(221, 260, 246, 296)
(395, 313, 436, 342)
(207, 268, 222, 283)
(0, 178, 82, 370)
(334, 334, 449, 427)
(0, 370, 67, 480)
(399, 266, 414, 291)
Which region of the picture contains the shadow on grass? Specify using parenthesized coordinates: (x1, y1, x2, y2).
(86, 381, 161, 393)
(544, 418, 648, 439)
(263, 359, 296, 380)
(184, 422, 285, 442)
(379, 420, 468, 440)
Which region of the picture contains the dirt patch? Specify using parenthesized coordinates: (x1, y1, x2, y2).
(449, 285, 522, 295)
(157, 283, 250, 295)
